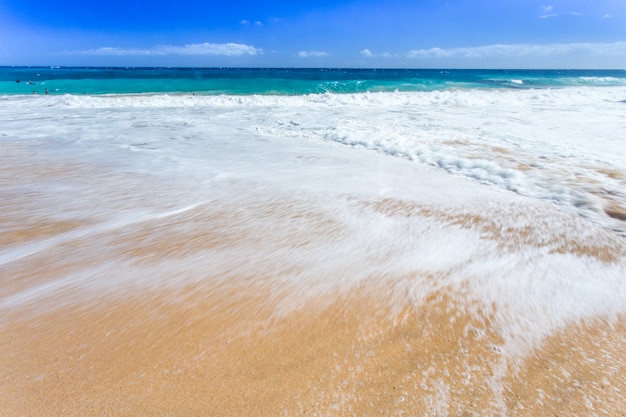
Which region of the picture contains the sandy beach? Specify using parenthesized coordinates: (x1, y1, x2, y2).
(2, 187, 625, 416)
(2, 86, 626, 416)
(2, 269, 625, 416)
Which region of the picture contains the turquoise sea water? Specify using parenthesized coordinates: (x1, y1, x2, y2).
(2, 67, 626, 95)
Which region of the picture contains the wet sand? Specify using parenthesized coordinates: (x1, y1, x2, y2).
(2, 142, 626, 416)
(2, 194, 626, 416)
(2, 280, 625, 416)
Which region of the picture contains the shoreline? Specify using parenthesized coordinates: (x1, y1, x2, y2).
(1, 82, 625, 415)
(2, 189, 625, 415)
(2, 278, 625, 416)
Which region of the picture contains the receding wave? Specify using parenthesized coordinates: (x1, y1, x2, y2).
(4, 86, 626, 237)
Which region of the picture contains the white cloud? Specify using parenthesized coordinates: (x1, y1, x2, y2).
(160, 43, 261, 56)
(539, 10, 583, 19)
(542, 5, 554, 12)
(360, 49, 394, 58)
(73, 42, 262, 57)
(407, 47, 453, 58)
(603, 14, 613, 18)
(406, 41, 626, 59)
(298, 50, 330, 58)
(242, 19, 263, 27)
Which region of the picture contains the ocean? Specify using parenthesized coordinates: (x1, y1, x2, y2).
(3, 67, 626, 95)
(1, 67, 625, 416)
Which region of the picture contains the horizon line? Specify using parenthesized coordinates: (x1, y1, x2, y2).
(2, 66, 626, 71)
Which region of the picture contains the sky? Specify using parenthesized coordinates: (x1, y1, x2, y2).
(1, 0, 625, 68)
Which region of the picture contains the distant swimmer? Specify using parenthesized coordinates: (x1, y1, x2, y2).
(27, 81, 36, 85)
(16, 79, 20, 83)
(45, 89, 48, 94)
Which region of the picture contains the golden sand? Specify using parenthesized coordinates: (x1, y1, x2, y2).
(362, 197, 624, 263)
(605, 202, 626, 221)
(2, 158, 625, 415)
(505, 317, 626, 416)
(2, 280, 625, 416)
(0, 217, 88, 251)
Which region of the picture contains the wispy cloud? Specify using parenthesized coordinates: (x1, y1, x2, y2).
(539, 10, 583, 19)
(240, 19, 263, 27)
(539, 5, 585, 18)
(72, 42, 262, 56)
(298, 50, 330, 58)
(539, 5, 557, 18)
(406, 41, 626, 59)
(360, 49, 394, 58)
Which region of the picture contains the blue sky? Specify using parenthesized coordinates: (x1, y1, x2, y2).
(1, 0, 625, 68)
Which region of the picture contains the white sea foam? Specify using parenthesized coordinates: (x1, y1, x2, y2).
(578, 76, 624, 84)
(3, 87, 625, 233)
(1, 87, 625, 359)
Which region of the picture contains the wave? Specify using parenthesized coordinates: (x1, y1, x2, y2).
(2, 86, 625, 236)
(5, 84, 625, 108)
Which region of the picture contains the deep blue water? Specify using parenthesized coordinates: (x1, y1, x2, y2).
(1, 67, 626, 95)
